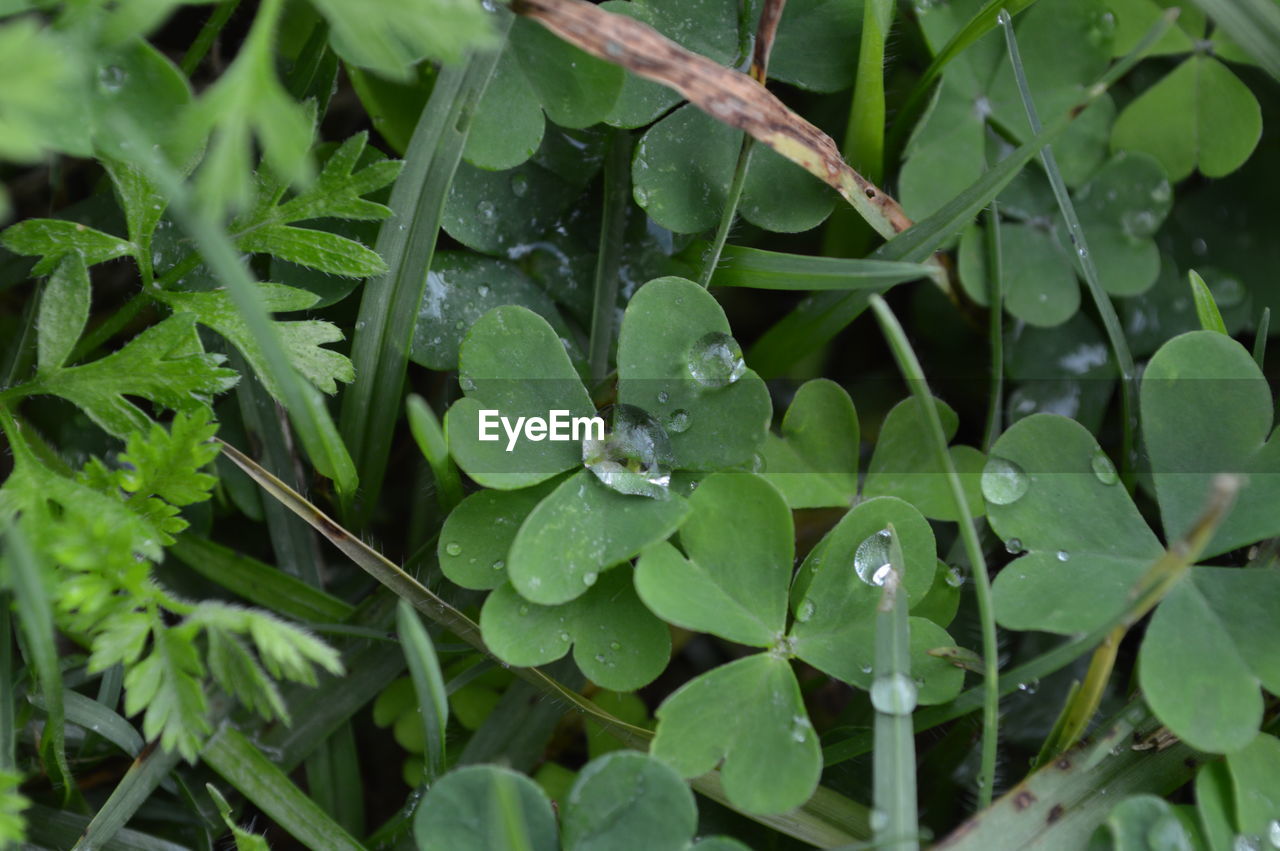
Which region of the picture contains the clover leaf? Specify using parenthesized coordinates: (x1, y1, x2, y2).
(900, 0, 1116, 221)
(447, 275, 768, 606)
(760, 379, 860, 509)
(987, 331, 1280, 752)
(958, 152, 1173, 327)
(1107, 4, 1262, 181)
(480, 568, 670, 691)
(636, 474, 965, 813)
(414, 753, 748, 851)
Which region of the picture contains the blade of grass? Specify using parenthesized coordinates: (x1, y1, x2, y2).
(202, 725, 365, 851)
(699, 244, 933, 290)
(181, 0, 243, 75)
(1189, 270, 1229, 334)
(982, 201, 1005, 452)
(495, 772, 535, 851)
(589, 129, 634, 379)
(870, 530, 919, 851)
(25, 804, 191, 851)
(71, 738, 186, 850)
(105, 115, 359, 499)
(1, 519, 73, 806)
(31, 689, 145, 759)
(868, 294, 999, 807)
(396, 599, 450, 783)
(998, 9, 1139, 487)
(748, 11, 1176, 376)
(934, 701, 1203, 850)
(170, 534, 354, 623)
(1254, 307, 1270, 368)
(339, 22, 512, 522)
(304, 722, 365, 838)
(1190, 0, 1280, 80)
(405, 394, 464, 513)
(221, 439, 872, 846)
(697, 0, 785, 287)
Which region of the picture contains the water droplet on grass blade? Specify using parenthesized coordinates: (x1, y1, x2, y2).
(871, 673, 918, 715)
(445, 542, 462, 556)
(687, 331, 746, 388)
(854, 529, 893, 586)
(982, 457, 1029, 505)
(582, 404, 673, 499)
(1057, 550, 1070, 562)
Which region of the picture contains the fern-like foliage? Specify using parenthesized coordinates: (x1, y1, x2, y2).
(0, 410, 343, 761)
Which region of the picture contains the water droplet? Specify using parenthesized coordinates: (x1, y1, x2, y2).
(981, 457, 1029, 505)
(609, 640, 621, 651)
(1091, 449, 1119, 486)
(98, 65, 126, 92)
(1150, 180, 1172, 204)
(558, 631, 570, 642)
(686, 331, 746, 388)
(582, 571, 598, 587)
(1192, 238, 1208, 256)
(870, 809, 890, 832)
(796, 599, 816, 623)
(871, 673, 918, 715)
(481, 0, 498, 11)
(1077, 246, 1089, 259)
(477, 284, 490, 297)
(854, 529, 893, 586)
(491, 559, 505, 571)
(665, 409, 691, 433)
(1005, 537, 1024, 555)
(657, 390, 669, 404)
(476, 200, 496, 221)
(1056, 550, 1070, 562)
(459, 375, 477, 393)
(1208, 274, 1246, 307)
(1018, 678, 1040, 694)
(1121, 209, 1160, 239)
(1267, 820, 1280, 849)
(509, 173, 530, 197)
(789, 714, 812, 743)
(1234, 835, 1265, 851)
(945, 567, 965, 588)
(445, 542, 462, 556)
(582, 404, 673, 499)
(518, 604, 530, 616)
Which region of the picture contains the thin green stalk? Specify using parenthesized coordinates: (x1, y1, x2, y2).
(340, 23, 511, 522)
(588, 129, 634, 383)
(1254, 307, 1270, 368)
(698, 138, 755, 287)
(71, 720, 186, 850)
(181, 0, 243, 75)
(982, 200, 1004, 452)
(869, 529, 919, 851)
(998, 10, 1139, 486)
(868, 295, 1000, 808)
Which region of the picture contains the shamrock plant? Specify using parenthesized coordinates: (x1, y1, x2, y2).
(986, 330, 1280, 753)
(636, 472, 964, 814)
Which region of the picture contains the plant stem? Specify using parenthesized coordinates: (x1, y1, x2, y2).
(181, 0, 242, 76)
(698, 137, 754, 288)
(998, 11, 1139, 488)
(982, 201, 1004, 452)
(588, 129, 633, 385)
(868, 294, 1000, 808)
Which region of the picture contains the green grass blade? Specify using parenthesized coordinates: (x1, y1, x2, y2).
(25, 803, 191, 851)
(999, 9, 1140, 487)
(748, 10, 1177, 376)
(405, 394, 464, 513)
(170, 533, 355, 622)
(495, 771, 535, 851)
(703, 244, 933, 290)
(933, 701, 1201, 849)
(1254, 307, 1270, 368)
(202, 725, 366, 851)
(1191, 0, 1280, 80)
(340, 23, 512, 521)
(871, 528, 919, 851)
(589, 129, 634, 379)
(868, 294, 999, 807)
(396, 599, 450, 783)
(1188, 270, 1229, 334)
(2, 520, 73, 805)
(72, 737, 184, 851)
(982, 202, 1004, 452)
(304, 723, 366, 838)
(32, 689, 145, 758)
